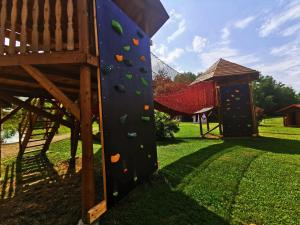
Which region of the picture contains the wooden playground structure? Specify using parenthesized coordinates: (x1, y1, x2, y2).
(0, 0, 168, 223)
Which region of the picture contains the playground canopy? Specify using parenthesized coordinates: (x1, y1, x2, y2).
(154, 81, 216, 115)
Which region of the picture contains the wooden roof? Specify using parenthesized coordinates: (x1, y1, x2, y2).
(277, 104, 300, 113)
(113, 0, 169, 37)
(192, 58, 260, 84)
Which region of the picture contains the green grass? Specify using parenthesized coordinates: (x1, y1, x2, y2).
(1, 118, 300, 225)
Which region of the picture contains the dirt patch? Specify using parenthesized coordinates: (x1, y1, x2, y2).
(0, 157, 82, 225)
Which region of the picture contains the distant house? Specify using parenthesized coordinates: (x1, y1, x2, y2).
(277, 104, 300, 127)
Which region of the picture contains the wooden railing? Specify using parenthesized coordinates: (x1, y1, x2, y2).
(0, 0, 84, 55)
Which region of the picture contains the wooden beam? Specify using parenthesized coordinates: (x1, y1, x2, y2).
(0, 106, 22, 124)
(199, 114, 203, 137)
(0, 93, 72, 128)
(22, 65, 80, 120)
(0, 107, 2, 177)
(0, 52, 98, 67)
(87, 200, 107, 224)
(80, 65, 95, 223)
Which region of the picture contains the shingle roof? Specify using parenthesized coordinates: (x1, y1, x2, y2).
(277, 104, 300, 113)
(191, 58, 259, 84)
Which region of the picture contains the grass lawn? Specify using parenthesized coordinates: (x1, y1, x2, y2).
(1, 117, 299, 225)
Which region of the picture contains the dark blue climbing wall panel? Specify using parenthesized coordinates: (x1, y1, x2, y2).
(220, 83, 253, 137)
(96, 0, 157, 207)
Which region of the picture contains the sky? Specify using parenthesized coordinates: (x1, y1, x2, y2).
(151, 0, 300, 92)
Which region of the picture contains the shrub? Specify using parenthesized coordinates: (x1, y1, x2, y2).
(155, 110, 179, 140)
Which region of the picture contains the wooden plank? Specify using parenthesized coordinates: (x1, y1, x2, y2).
(80, 65, 95, 223)
(43, 0, 51, 51)
(0, 0, 7, 54)
(31, 0, 39, 52)
(22, 65, 80, 120)
(0, 92, 72, 128)
(55, 0, 63, 51)
(67, 0, 74, 50)
(0, 107, 2, 177)
(0, 52, 97, 66)
(8, 0, 17, 55)
(87, 200, 107, 224)
(20, 0, 28, 53)
(77, 0, 89, 53)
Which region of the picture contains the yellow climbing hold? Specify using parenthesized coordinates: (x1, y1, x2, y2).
(144, 105, 150, 111)
(132, 38, 139, 46)
(115, 54, 124, 62)
(111, 153, 121, 163)
(140, 56, 146, 62)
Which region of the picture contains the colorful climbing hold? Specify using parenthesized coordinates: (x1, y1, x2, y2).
(123, 168, 128, 174)
(111, 153, 120, 163)
(141, 116, 151, 122)
(136, 90, 142, 96)
(120, 114, 128, 124)
(113, 191, 119, 197)
(125, 73, 133, 80)
(144, 105, 150, 111)
(140, 67, 148, 73)
(137, 30, 144, 38)
(235, 97, 241, 101)
(141, 77, 149, 87)
(128, 132, 137, 138)
(123, 45, 131, 52)
(115, 84, 126, 93)
(140, 56, 146, 62)
(112, 19, 123, 35)
(102, 64, 114, 75)
(133, 176, 138, 182)
(124, 59, 133, 67)
(115, 54, 124, 62)
(132, 38, 139, 46)
(140, 145, 144, 150)
(147, 154, 151, 159)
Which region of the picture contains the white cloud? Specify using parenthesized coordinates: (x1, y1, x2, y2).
(221, 27, 230, 40)
(234, 16, 256, 29)
(151, 43, 185, 68)
(192, 36, 207, 53)
(281, 23, 300, 36)
(259, 1, 300, 37)
(166, 10, 187, 43)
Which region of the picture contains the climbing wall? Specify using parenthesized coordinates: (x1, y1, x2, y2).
(220, 83, 253, 137)
(96, 0, 157, 207)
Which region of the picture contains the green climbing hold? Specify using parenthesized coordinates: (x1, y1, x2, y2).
(126, 73, 133, 80)
(133, 176, 138, 182)
(140, 67, 148, 73)
(113, 191, 119, 197)
(136, 90, 142, 96)
(112, 19, 123, 35)
(102, 64, 114, 75)
(120, 114, 128, 124)
(137, 30, 144, 38)
(128, 132, 137, 138)
(141, 77, 149, 87)
(115, 84, 126, 93)
(124, 59, 133, 67)
(141, 116, 150, 122)
(123, 45, 131, 52)
(140, 145, 144, 150)
(147, 154, 151, 159)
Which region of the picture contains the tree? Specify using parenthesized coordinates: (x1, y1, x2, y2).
(174, 72, 197, 84)
(253, 75, 300, 115)
(153, 69, 187, 96)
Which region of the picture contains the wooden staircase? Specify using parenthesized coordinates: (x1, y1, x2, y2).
(18, 98, 64, 157)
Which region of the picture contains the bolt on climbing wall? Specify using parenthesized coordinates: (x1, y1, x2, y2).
(96, 0, 158, 207)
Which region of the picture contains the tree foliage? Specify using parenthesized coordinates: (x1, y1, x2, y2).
(253, 75, 300, 115)
(174, 72, 197, 84)
(155, 110, 179, 140)
(153, 69, 187, 96)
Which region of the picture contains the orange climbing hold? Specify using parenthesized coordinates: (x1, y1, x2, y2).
(140, 56, 146, 62)
(115, 54, 124, 62)
(144, 105, 150, 111)
(111, 153, 121, 163)
(132, 38, 139, 46)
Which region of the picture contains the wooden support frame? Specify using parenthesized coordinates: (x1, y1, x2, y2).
(80, 65, 96, 223)
(0, 106, 22, 124)
(22, 65, 80, 120)
(0, 93, 72, 128)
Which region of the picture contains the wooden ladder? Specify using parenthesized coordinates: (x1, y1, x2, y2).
(18, 98, 64, 157)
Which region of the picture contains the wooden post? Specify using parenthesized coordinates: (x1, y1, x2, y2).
(249, 82, 258, 136)
(80, 65, 95, 222)
(0, 107, 2, 177)
(199, 114, 203, 137)
(70, 118, 79, 163)
(206, 114, 210, 132)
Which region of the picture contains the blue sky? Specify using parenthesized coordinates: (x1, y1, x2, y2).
(151, 0, 300, 91)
